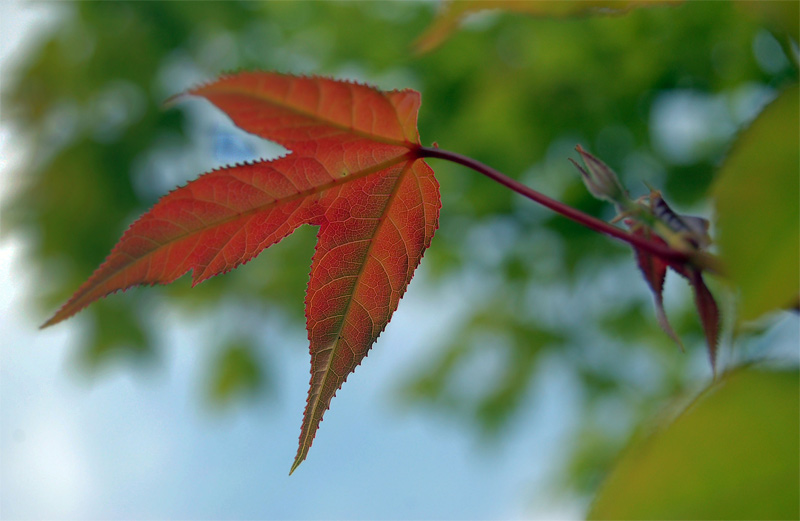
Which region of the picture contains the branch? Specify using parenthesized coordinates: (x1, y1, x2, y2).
(417, 146, 722, 273)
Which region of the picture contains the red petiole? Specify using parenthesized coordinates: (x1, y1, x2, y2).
(417, 145, 721, 272)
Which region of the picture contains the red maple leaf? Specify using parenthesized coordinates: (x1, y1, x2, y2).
(43, 72, 441, 473)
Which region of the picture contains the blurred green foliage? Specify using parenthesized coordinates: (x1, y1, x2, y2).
(3, 0, 797, 503)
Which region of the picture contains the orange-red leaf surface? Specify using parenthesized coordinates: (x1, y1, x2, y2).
(43, 72, 441, 473)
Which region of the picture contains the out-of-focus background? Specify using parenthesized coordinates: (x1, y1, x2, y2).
(1, 1, 797, 519)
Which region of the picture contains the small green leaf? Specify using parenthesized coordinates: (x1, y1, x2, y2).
(712, 84, 799, 322)
(81, 299, 152, 370)
(588, 367, 800, 520)
(208, 343, 264, 406)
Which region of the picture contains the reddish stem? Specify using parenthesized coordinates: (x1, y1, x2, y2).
(417, 146, 692, 265)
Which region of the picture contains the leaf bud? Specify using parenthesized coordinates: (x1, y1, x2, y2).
(570, 145, 629, 206)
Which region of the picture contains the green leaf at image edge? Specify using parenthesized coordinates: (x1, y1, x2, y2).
(588, 367, 800, 520)
(712, 84, 800, 322)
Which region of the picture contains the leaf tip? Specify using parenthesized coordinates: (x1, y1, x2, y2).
(40, 302, 80, 329)
(39, 317, 57, 330)
(288, 455, 304, 476)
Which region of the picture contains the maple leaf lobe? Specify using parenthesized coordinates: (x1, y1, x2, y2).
(186, 72, 422, 160)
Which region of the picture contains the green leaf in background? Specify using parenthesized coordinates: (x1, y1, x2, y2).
(588, 367, 800, 520)
(712, 84, 799, 322)
(208, 342, 265, 407)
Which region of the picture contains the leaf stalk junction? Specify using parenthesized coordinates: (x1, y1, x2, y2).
(416, 146, 722, 275)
